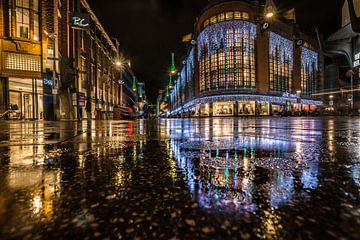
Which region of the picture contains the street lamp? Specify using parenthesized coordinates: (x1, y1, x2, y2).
(346, 69, 354, 114)
(44, 30, 59, 120)
(264, 0, 276, 19)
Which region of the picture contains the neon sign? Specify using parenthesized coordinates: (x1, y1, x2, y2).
(354, 52, 360, 68)
(70, 13, 90, 30)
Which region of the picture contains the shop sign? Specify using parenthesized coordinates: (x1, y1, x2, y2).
(72, 93, 78, 106)
(78, 93, 86, 107)
(44, 79, 53, 86)
(282, 93, 297, 99)
(70, 13, 90, 30)
(354, 52, 360, 68)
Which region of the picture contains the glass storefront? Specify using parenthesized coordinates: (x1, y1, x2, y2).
(272, 105, 284, 115)
(213, 102, 234, 116)
(200, 103, 211, 116)
(257, 102, 270, 116)
(238, 101, 255, 116)
(8, 78, 44, 120)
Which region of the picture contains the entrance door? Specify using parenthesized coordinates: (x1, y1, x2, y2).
(23, 94, 33, 119)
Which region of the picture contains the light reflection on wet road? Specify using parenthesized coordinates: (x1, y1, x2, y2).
(0, 118, 359, 239)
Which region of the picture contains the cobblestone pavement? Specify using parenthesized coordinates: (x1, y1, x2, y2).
(0, 117, 359, 239)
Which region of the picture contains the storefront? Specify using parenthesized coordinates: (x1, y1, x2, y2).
(0, 78, 6, 113)
(200, 103, 211, 116)
(8, 78, 44, 120)
(213, 102, 234, 116)
(238, 101, 255, 116)
(173, 94, 323, 117)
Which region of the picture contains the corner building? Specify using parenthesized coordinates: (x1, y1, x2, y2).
(169, 0, 324, 117)
(0, 0, 43, 119)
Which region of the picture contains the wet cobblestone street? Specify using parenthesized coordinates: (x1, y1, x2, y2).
(0, 117, 360, 239)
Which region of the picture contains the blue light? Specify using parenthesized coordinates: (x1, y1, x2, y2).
(197, 20, 257, 60)
(169, 94, 323, 115)
(269, 32, 293, 67)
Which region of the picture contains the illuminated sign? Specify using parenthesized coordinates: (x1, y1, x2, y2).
(70, 13, 90, 30)
(354, 52, 360, 68)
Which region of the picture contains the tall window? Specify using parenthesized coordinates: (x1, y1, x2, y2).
(33, 0, 39, 41)
(12, 0, 39, 40)
(269, 32, 293, 93)
(301, 47, 319, 96)
(15, 0, 30, 38)
(198, 20, 256, 92)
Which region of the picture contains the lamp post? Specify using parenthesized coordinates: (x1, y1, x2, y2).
(44, 30, 59, 120)
(296, 90, 302, 113)
(346, 69, 354, 115)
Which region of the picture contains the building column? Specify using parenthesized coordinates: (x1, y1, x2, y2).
(293, 46, 302, 93)
(209, 102, 213, 117)
(256, 29, 269, 93)
(234, 101, 238, 117)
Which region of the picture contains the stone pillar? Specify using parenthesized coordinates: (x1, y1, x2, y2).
(256, 29, 269, 93)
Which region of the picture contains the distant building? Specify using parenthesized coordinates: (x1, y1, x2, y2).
(323, 0, 360, 114)
(0, 0, 141, 120)
(166, 0, 323, 117)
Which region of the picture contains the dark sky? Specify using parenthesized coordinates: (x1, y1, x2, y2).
(87, 0, 345, 102)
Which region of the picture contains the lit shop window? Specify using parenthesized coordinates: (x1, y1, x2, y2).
(203, 11, 250, 28)
(4, 52, 41, 72)
(198, 21, 256, 92)
(301, 47, 319, 96)
(269, 32, 293, 93)
(213, 102, 234, 116)
(238, 101, 255, 116)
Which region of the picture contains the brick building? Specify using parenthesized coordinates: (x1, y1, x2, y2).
(0, 0, 43, 119)
(0, 0, 140, 120)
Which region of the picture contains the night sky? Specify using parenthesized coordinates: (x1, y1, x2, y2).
(87, 0, 345, 102)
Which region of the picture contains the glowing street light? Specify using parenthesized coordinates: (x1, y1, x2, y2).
(264, 0, 276, 19)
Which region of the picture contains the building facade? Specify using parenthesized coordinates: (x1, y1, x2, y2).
(0, 0, 43, 119)
(167, 0, 323, 117)
(0, 0, 140, 120)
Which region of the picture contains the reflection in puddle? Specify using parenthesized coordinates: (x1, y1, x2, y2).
(166, 118, 322, 212)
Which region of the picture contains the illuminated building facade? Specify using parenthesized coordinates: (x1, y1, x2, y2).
(168, 0, 323, 117)
(0, 0, 43, 119)
(0, 0, 141, 120)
